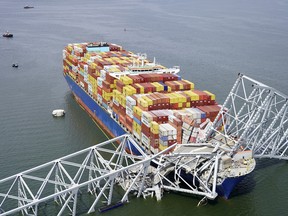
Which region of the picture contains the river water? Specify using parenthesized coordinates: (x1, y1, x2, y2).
(0, 0, 288, 215)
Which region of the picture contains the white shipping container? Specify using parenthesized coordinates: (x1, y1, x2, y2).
(141, 117, 151, 127)
(126, 96, 136, 106)
(90, 56, 98, 61)
(97, 94, 102, 103)
(191, 127, 199, 139)
(159, 124, 168, 137)
(141, 112, 153, 127)
(165, 124, 173, 136)
(168, 135, 177, 140)
(150, 146, 159, 154)
(84, 65, 88, 73)
(183, 129, 191, 136)
(62, 50, 67, 59)
(159, 139, 168, 146)
(97, 77, 103, 88)
(133, 130, 141, 140)
(168, 115, 176, 123)
(100, 70, 106, 80)
(72, 65, 78, 73)
(141, 133, 150, 147)
(79, 81, 85, 88)
(88, 84, 93, 92)
(84, 76, 88, 83)
(182, 122, 193, 130)
(126, 107, 134, 118)
(161, 123, 177, 136)
(113, 98, 119, 106)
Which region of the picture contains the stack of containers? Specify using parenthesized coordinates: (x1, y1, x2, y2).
(150, 121, 160, 154)
(63, 42, 222, 153)
(168, 115, 183, 144)
(196, 105, 221, 122)
(181, 117, 195, 144)
(158, 123, 177, 152)
(133, 105, 143, 140)
(126, 96, 137, 132)
(141, 111, 154, 149)
(185, 108, 205, 124)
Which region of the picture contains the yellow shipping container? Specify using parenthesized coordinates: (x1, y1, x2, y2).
(185, 91, 199, 101)
(84, 53, 91, 59)
(113, 90, 122, 104)
(183, 80, 195, 90)
(135, 84, 145, 94)
(119, 94, 126, 107)
(128, 85, 136, 94)
(142, 96, 153, 106)
(81, 57, 89, 63)
(68, 54, 74, 61)
(174, 81, 184, 90)
(151, 121, 159, 129)
(133, 106, 143, 116)
(133, 121, 141, 132)
(151, 122, 159, 134)
(151, 128, 159, 135)
(168, 93, 179, 103)
(90, 62, 97, 69)
(120, 76, 133, 85)
(139, 98, 148, 108)
(67, 45, 73, 52)
(159, 144, 167, 151)
(203, 90, 216, 100)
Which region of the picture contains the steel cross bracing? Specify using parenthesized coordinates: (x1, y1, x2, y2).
(0, 134, 153, 216)
(0, 134, 227, 215)
(206, 74, 288, 160)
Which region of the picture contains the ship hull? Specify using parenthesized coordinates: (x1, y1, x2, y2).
(178, 170, 247, 199)
(216, 175, 246, 199)
(64, 74, 142, 155)
(64, 73, 248, 199)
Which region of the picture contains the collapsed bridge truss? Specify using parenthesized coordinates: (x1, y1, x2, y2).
(206, 74, 288, 159)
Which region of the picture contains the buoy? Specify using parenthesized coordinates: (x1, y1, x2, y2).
(52, 109, 65, 117)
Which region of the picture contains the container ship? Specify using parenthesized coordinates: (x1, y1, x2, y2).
(62, 41, 255, 199)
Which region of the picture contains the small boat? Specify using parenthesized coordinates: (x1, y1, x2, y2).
(24, 5, 34, 9)
(52, 109, 65, 117)
(12, 63, 18, 68)
(3, 31, 13, 38)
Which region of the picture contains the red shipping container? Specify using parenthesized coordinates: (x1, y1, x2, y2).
(126, 116, 133, 128)
(168, 140, 177, 146)
(170, 103, 179, 109)
(106, 73, 116, 83)
(150, 139, 159, 149)
(116, 80, 125, 93)
(141, 124, 150, 137)
(192, 90, 211, 101)
(119, 114, 126, 125)
(133, 112, 141, 121)
(97, 86, 102, 95)
(128, 75, 144, 83)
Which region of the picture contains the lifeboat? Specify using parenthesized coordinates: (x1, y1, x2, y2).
(52, 109, 65, 117)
